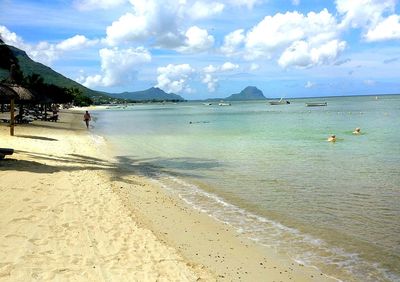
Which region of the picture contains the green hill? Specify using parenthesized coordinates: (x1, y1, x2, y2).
(0, 45, 110, 102)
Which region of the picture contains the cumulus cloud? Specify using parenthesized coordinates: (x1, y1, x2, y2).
(74, 0, 127, 10)
(200, 61, 239, 91)
(56, 35, 98, 51)
(364, 15, 400, 41)
(278, 39, 346, 68)
(0, 25, 97, 65)
(245, 10, 339, 59)
(230, 9, 345, 67)
(156, 64, 195, 93)
(202, 73, 218, 92)
(336, 0, 396, 29)
(221, 29, 245, 55)
(177, 26, 214, 53)
(105, 0, 216, 51)
(203, 65, 219, 73)
(221, 62, 239, 71)
(336, 0, 400, 42)
(188, 1, 225, 19)
(78, 47, 151, 87)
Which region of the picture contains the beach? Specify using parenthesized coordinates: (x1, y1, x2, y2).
(0, 109, 336, 281)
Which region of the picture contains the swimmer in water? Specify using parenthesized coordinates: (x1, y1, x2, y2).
(327, 135, 336, 142)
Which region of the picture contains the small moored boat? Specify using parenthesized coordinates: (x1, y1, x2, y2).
(306, 102, 327, 107)
(269, 99, 290, 105)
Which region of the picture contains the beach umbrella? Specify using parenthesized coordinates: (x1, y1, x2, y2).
(0, 83, 35, 135)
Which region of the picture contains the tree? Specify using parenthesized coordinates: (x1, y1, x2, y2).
(67, 88, 93, 106)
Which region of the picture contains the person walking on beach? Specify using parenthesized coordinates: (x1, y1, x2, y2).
(83, 111, 91, 129)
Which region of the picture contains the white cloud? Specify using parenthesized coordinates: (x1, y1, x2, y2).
(74, 0, 127, 10)
(105, 12, 149, 46)
(239, 9, 344, 67)
(177, 26, 214, 53)
(305, 81, 316, 88)
(365, 15, 400, 41)
(203, 64, 219, 73)
(221, 62, 239, 71)
(278, 39, 346, 68)
(188, 1, 225, 19)
(156, 64, 195, 93)
(0, 25, 26, 49)
(335, 0, 400, 42)
(336, 0, 396, 29)
(202, 73, 218, 92)
(221, 29, 245, 55)
(1, 26, 100, 65)
(245, 9, 339, 59)
(79, 47, 151, 87)
(56, 35, 98, 51)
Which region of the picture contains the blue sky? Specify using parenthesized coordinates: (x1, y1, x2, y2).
(1, 0, 399, 99)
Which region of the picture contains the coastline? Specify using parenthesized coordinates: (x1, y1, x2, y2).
(0, 109, 335, 281)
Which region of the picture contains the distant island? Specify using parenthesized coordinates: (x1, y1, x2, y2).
(206, 86, 267, 101)
(224, 86, 266, 101)
(110, 87, 185, 102)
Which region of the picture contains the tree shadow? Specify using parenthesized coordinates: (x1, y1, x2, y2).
(1, 151, 223, 182)
(15, 135, 58, 141)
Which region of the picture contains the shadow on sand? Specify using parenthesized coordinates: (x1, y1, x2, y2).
(15, 135, 58, 141)
(0, 151, 222, 182)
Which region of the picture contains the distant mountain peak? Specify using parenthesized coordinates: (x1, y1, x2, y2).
(225, 86, 266, 100)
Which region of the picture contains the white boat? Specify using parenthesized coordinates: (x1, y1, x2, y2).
(203, 102, 212, 105)
(218, 102, 231, 106)
(306, 102, 327, 107)
(269, 98, 290, 105)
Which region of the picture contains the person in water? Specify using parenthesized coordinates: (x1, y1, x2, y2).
(83, 111, 91, 129)
(327, 135, 336, 142)
(353, 127, 361, 134)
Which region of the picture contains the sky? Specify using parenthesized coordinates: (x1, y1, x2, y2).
(0, 0, 400, 99)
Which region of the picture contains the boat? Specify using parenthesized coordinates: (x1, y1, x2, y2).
(306, 102, 327, 107)
(218, 102, 231, 106)
(203, 102, 212, 105)
(269, 98, 290, 105)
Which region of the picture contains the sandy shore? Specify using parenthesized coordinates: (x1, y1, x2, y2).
(0, 110, 335, 281)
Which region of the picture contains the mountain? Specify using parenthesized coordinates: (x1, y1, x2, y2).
(111, 87, 185, 101)
(224, 86, 266, 100)
(0, 44, 110, 102)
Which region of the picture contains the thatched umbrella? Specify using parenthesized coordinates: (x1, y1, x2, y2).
(0, 83, 35, 135)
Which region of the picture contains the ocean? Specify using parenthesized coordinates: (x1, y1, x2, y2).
(93, 95, 400, 282)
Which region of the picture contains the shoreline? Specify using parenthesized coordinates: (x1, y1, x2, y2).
(1, 109, 335, 281)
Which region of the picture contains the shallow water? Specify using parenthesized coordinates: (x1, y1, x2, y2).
(95, 95, 400, 281)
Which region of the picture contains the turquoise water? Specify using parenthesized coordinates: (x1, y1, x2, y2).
(94, 95, 400, 282)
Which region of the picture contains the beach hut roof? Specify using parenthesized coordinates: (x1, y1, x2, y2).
(0, 83, 35, 103)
